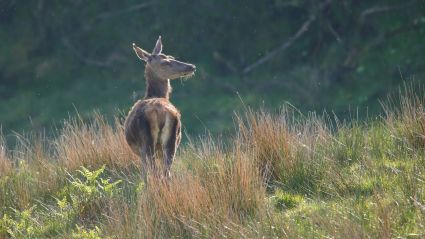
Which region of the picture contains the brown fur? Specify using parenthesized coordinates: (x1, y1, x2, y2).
(124, 36, 194, 178)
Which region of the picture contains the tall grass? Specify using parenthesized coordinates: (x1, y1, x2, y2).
(1, 84, 424, 238)
(383, 84, 425, 150)
(54, 112, 138, 171)
(0, 133, 11, 175)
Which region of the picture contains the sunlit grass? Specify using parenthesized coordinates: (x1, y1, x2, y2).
(1, 85, 424, 238)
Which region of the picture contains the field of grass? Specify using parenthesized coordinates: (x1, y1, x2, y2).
(0, 85, 424, 238)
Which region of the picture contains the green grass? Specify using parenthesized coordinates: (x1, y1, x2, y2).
(0, 85, 424, 238)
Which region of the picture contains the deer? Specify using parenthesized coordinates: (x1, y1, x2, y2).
(124, 36, 196, 179)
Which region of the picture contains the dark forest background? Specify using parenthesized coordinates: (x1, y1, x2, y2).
(0, 0, 424, 136)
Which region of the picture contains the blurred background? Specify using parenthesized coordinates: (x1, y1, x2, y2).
(0, 0, 424, 136)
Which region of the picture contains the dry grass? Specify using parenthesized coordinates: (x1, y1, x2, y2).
(55, 112, 138, 171)
(383, 83, 425, 150)
(0, 134, 11, 175)
(104, 133, 266, 238)
(236, 107, 333, 195)
(236, 108, 295, 182)
(1, 85, 425, 238)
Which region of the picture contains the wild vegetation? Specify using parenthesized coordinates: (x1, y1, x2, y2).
(0, 85, 424, 238)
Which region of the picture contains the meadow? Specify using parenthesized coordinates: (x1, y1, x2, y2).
(0, 85, 424, 238)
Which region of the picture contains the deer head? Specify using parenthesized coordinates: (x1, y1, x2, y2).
(133, 36, 196, 80)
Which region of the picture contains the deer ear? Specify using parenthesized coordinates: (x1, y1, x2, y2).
(152, 36, 162, 55)
(133, 43, 150, 61)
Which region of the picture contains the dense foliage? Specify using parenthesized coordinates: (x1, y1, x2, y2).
(0, 0, 424, 134)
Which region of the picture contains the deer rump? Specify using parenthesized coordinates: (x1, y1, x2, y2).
(124, 98, 181, 167)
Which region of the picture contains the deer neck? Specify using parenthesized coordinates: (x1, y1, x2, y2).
(144, 67, 171, 100)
